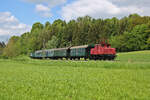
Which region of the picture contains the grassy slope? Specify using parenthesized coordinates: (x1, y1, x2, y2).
(0, 51, 150, 100)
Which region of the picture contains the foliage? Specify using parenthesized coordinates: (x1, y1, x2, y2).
(2, 14, 150, 57)
(46, 35, 59, 49)
(147, 37, 150, 48)
(110, 24, 150, 52)
(3, 36, 20, 58)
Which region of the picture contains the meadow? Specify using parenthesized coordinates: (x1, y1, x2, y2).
(0, 51, 150, 100)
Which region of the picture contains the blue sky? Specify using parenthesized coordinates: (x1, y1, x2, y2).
(0, 0, 150, 42)
(0, 0, 64, 25)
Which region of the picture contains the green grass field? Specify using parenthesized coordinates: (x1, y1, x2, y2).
(0, 51, 150, 100)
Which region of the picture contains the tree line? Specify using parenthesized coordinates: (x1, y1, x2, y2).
(1, 14, 150, 57)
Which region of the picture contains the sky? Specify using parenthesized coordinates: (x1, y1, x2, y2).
(0, 0, 150, 42)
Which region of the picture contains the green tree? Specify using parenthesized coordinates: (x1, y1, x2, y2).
(46, 36, 59, 49)
(3, 36, 20, 57)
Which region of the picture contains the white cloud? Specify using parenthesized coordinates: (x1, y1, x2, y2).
(61, 0, 150, 21)
(0, 12, 31, 41)
(36, 4, 50, 12)
(61, 0, 119, 21)
(24, 0, 67, 18)
(35, 4, 52, 18)
(109, 0, 150, 7)
(23, 0, 67, 18)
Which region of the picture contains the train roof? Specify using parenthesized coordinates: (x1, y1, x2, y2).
(35, 44, 95, 52)
(35, 47, 70, 53)
(35, 50, 43, 53)
(46, 47, 69, 51)
(70, 44, 95, 49)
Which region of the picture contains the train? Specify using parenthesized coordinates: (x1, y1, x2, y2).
(30, 42, 116, 60)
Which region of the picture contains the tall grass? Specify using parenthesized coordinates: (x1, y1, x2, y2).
(0, 51, 150, 100)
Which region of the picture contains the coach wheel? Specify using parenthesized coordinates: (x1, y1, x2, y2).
(94, 56, 97, 60)
(98, 57, 102, 60)
(111, 57, 115, 60)
(89, 57, 92, 60)
(103, 57, 106, 60)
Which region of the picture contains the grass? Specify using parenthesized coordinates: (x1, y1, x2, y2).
(0, 51, 150, 100)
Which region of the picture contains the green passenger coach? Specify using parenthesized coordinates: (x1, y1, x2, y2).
(47, 48, 69, 59)
(31, 50, 47, 59)
(70, 45, 95, 60)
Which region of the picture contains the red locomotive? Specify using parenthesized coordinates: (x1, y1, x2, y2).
(90, 42, 116, 60)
